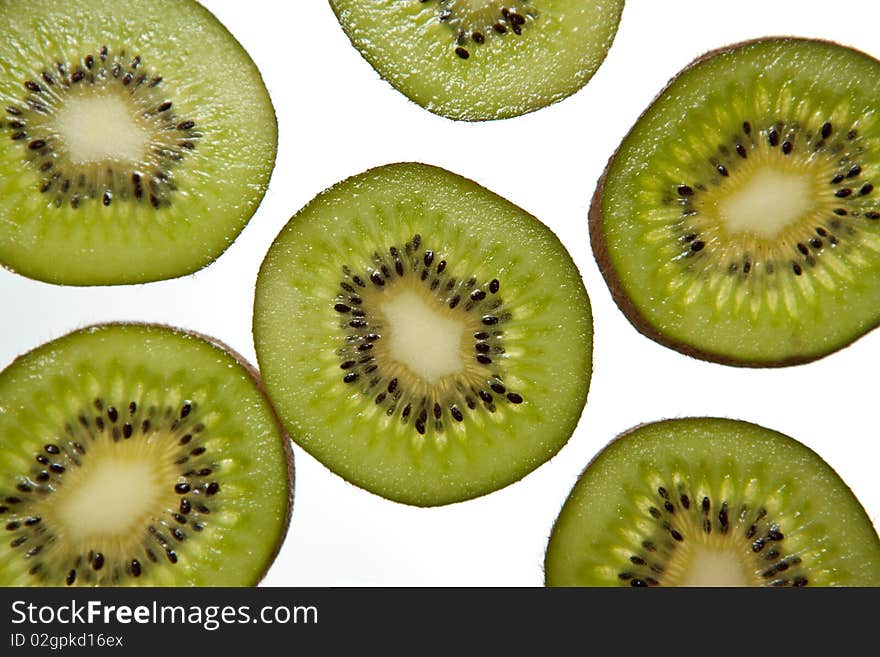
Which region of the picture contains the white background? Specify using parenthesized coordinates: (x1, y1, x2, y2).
(1, 0, 878, 586)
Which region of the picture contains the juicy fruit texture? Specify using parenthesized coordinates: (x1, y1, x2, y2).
(545, 418, 880, 587)
(0, 324, 292, 586)
(0, 0, 277, 285)
(329, 0, 624, 121)
(254, 163, 592, 506)
(591, 38, 880, 365)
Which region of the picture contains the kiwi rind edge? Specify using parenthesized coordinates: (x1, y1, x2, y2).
(182, 323, 295, 585)
(2, 321, 294, 586)
(589, 36, 880, 368)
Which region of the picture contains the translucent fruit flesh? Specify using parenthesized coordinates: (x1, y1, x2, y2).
(591, 38, 880, 365)
(329, 0, 624, 121)
(0, 0, 277, 285)
(545, 418, 880, 587)
(0, 324, 292, 586)
(254, 163, 593, 505)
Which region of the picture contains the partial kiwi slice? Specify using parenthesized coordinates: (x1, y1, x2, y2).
(591, 38, 880, 365)
(545, 418, 880, 587)
(0, 324, 292, 586)
(254, 162, 592, 506)
(0, 0, 276, 285)
(329, 1, 625, 121)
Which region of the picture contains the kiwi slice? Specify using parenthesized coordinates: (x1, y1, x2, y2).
(254, 162, 592, 506)
(0, 324, 292, 586)
(591, 38, 880, 365)
(329, 0, 625, 121)
(0, 0, 276, 285)
(545, 418, 880, 587)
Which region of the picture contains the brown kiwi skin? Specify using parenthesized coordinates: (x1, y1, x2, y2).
(589, 36, 880, 368)
(4, 322, 294, 586)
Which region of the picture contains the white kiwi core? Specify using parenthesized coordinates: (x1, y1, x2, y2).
(381, 288, 467, 383)
(718, 167, 814, 239)
(675, 545, 755, 587)
(53, 93, 150, 165)
(53, 458, 160, 542)
(39, 437, 178, 546)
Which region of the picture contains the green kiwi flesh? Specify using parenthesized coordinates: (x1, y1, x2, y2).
(254, 163, 592, 506)
(545, 418, 880, 587)
(591, 38, 880, 366)
(0, 324, 292, 586)
(329, 0, 624, 121)
(0, 0, 276, 285)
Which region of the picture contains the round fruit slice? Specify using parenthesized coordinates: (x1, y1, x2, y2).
(254, 162, 592, 506)
(0, 324, 292, 586)
(591, 38, 880, 365)
(0, 0, 276, 285)
(329, 0, 625, 121)
(546, 418, 880, 587)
